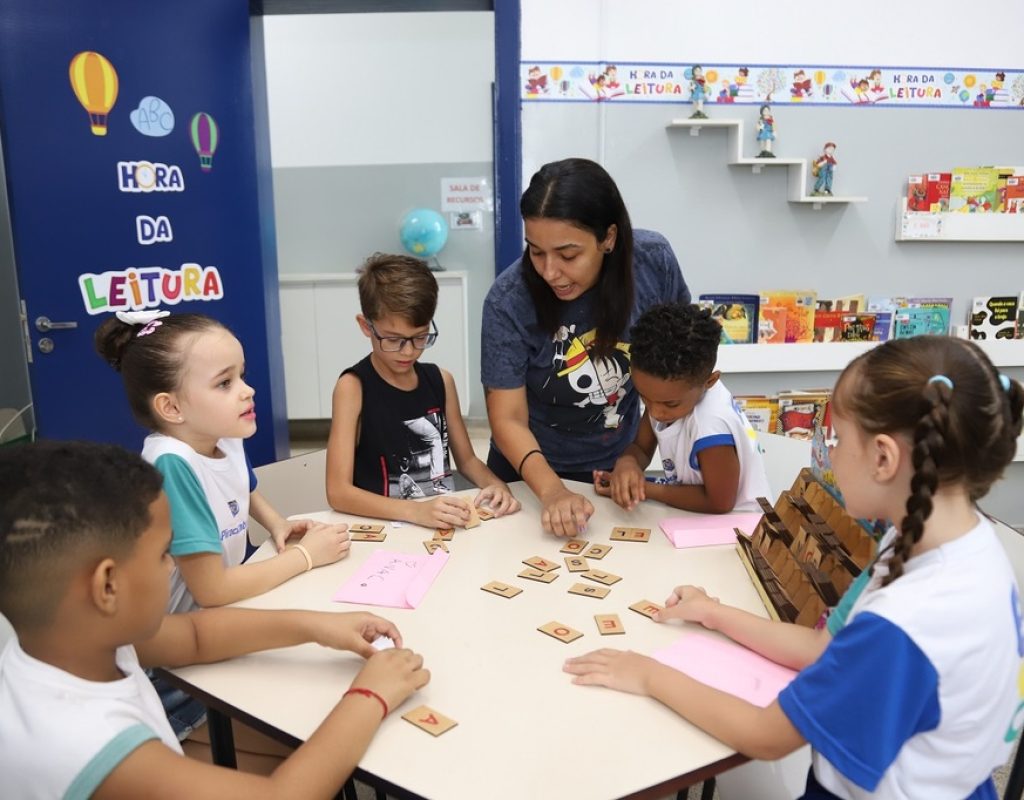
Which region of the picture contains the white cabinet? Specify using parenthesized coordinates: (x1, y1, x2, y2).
(280, 272, 469, 419)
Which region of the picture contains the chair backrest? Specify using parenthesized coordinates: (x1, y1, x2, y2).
(756, 431, 812, 503)
(249, 449, 329, 545)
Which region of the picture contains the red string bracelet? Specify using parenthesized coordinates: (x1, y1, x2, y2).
(343, 687, 388, 719)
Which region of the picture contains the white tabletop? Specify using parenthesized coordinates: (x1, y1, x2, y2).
(168, 481, 770, 799)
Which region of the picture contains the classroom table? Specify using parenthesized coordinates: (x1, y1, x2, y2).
(161, 481, 775, 800)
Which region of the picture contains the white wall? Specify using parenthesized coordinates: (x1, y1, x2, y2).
(264, 12, 494, 168)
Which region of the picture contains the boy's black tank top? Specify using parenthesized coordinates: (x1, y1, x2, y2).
(343, 355, 454, 498)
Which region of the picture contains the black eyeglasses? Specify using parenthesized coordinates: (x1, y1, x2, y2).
(367, 319, 438, 352)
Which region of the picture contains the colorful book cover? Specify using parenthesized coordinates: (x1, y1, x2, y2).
(894, 307, 950, 338)
(996, 168, 1016, 212)
(907, 175, 928, 212)
(949, 167, 1000, 213)
(870, 312, 894, 342)
(816, 294, 865, 313)
(776, 391, 830, 440)
(969, 296, 1019, 340)
(839, 313, 876, 341)
(866, 296, 902, 314)
(924, 172, 952, 212)
(698, 294, 760, 344)
(1004, 177, 1024, 214)
(734, 395, 778, 434)
(1019, 292, 1024, 339)
(759, 306, 788, 344)
(759, 290, 816, 343)
(812, 310, 844, 342)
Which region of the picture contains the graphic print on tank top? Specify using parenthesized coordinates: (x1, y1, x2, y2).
(391, 408, 454, 498)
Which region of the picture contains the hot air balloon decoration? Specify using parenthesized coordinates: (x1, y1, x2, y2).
(68, 51, 119, 136)
(189, 112, 219, 172)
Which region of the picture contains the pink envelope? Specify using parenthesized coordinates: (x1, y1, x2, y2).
(659, 512, 762, 548)
(652, 632, 797, 707)
(332, 549, 449, 609)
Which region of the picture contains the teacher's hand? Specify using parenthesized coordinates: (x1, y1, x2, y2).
(539, 486, 594, 538)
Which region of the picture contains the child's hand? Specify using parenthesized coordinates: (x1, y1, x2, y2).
(312, 611, 403, 658)
(563, 649, 657, 696)
(270, 517, 318, 552)
(605, 459, 647, 511)
(655, 585, 720, 627)
(539, 486, 593, 538)
(349, 648, 430, 713)
(297, 522, 351, 567)
(417, 496, 471, 529)
(475, 484, 521, 517)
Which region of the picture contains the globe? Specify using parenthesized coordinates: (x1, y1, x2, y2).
(399, 208, 448, 259)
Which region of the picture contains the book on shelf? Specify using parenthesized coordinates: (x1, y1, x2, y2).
(907, 174, 951, 213)
(812, 310, 844, 343)
(869, 296, 952, 338)
(839, 313, 876, 341)
(871, 311, 894, 342)
(949, 167, 1001, 213)
(969, 296, 1019, 341)
(698, 293, 760, 344)
(1004, 177, 1024, 214)
(775, 390, 831, 440)
(759, 305, 788, 344)
(759, 290, 816, 343)
(816, 294, 865, 313)
(734, 395, 778, 434)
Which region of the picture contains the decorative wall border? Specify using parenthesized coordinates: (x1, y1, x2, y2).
(521, 61, 1024, 110)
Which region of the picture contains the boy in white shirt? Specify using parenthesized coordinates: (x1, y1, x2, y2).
(595, 302, 770, 513)
(0, 440, 429, 799)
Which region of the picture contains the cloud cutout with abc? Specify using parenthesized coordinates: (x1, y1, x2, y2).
(130, 96, 175, 137)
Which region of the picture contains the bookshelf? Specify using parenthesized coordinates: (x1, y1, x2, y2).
(895, 197, 1024, 241)
(667, 119, 868, 209)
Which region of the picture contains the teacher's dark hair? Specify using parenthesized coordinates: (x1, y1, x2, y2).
(520, 158, 634, 358)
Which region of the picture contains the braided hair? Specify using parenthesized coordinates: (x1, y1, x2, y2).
(832, 336, 1023, 586)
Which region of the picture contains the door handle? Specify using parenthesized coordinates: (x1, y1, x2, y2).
(35, 316, 79, 332)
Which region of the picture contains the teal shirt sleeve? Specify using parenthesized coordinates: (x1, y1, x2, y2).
(64, 724, 158, 800)
(826, 564, 873, 636)
(152, 453, 222, 557)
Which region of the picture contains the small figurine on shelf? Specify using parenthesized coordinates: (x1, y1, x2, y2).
(755, 104, 776, 158)
(811, 141, 837, 196)
(688, 65, 709, 119)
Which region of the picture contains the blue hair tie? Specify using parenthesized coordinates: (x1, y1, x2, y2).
(1000, 373, 1012, 392)
(928, 375, 954, 390)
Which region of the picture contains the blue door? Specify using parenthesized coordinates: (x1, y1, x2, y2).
(0, 0, 287, 463)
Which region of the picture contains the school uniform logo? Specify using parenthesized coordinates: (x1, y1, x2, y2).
(228, 499, 239, 517)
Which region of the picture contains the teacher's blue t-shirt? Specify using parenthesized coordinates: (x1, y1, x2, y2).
(482, 229, 689, 474)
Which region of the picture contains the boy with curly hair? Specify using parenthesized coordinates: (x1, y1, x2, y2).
(594, 302, 770, 513)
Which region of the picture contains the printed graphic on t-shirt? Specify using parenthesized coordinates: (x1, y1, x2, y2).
(545, 325, 632, 430)
(387, 409, 453, 498)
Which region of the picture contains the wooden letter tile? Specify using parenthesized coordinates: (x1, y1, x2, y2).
(628, 599, 664, 619)
(476, 506, 495, 521)
(594, 614, 625, 635)
(518, 567, 558, 584)
(584, 544, 612, 560)
(481, 581, 522, 598)
(559, 538, 588, 555)
(350, 530, 387, 542)
(568, 582, 610, 599)
(434, 528, 455, 541)
(523, 556, 559, 572)
(402, 705, 458, 736)
(610, 527, 651, 542)
(581, 569, 621, 586)
(465, 503, 481, 529)
(537, 621, 583, 643)
(349, 523, 385, 534)
(564, 556, 589, 572)
(423, 540, 449, 554)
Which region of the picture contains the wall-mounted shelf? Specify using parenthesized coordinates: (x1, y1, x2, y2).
(895, 197, 1024, 241)
(667, 118, 867, 210)
(715, 338, 1024, 373)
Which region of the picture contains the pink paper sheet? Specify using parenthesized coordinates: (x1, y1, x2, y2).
(652, 632, 797, 707)
(332, 549, 449, 609)
(659, 512, 763, 548)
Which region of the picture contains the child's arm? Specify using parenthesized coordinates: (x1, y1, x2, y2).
(250, 490, 324, 553)
(136, 608, 401, 668)
(643, 444, 740, 513)
(95, 646, 429, 800)
(656, 585, 830, 670)
(326, 374, 472, 529)
(563, 650, 804, 760)
(441, 369, 520, 517)
(593, 409, 658, 510)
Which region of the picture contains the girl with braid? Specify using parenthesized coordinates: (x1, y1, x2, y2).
(566, 336, 1024, 799)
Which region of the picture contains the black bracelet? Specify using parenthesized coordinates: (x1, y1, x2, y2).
(517, 448, 543, 475)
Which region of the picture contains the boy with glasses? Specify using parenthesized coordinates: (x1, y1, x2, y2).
(326, 254, 519, 529)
